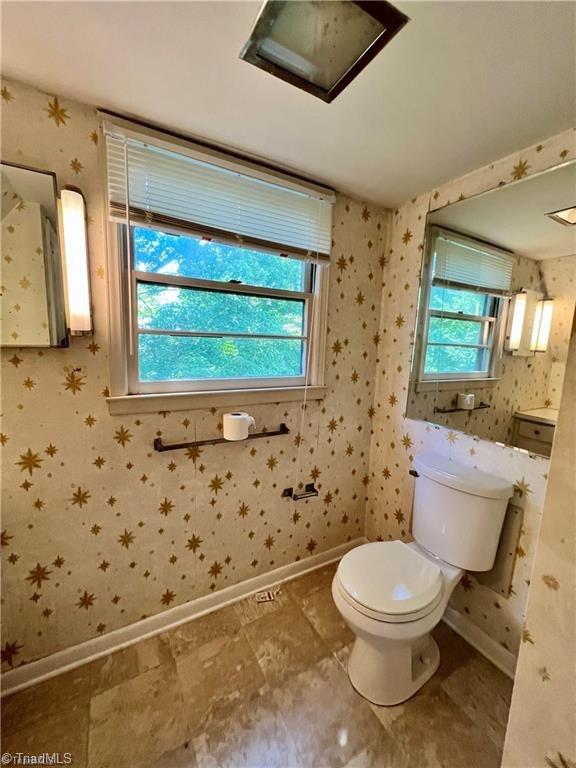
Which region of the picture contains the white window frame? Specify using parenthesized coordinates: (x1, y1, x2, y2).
(100, 116, 332, 414)
(419, 289, 502, 382)
(415, 227, 509, 387)
(105, 221, 329, 414)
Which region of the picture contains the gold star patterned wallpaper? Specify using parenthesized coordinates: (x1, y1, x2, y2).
(1, 74, 574, 708)
(502, 319, 575, 768)
(0, 78, 389, 669)
(366, 128, 575, 658)
(539, 256, 576, 408)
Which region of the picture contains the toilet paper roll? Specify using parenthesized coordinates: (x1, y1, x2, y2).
(457, 393, 475, 410)
(223, 412, 256, 441)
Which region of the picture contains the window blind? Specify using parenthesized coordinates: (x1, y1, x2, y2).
(432, 231, 514, 293)
(104, 126, 334, 260)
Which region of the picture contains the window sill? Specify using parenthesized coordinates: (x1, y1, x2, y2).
(106, 385, 328, 416)
(416, 378, 500, 393)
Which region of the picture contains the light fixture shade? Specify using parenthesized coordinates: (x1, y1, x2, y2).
(530, 299, 554, 353)
(60, 188, 92, 334)
(240, 0, 409, 103)
(507, 292, 527, 351)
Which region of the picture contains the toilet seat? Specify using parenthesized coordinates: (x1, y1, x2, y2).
(335, 541, 444, 624)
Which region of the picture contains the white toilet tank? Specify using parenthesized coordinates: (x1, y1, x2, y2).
(411, 452, 513, 571)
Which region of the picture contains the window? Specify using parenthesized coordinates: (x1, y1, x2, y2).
(419, 228, 514, 382)
(103, 119, 334, 400)
(128, 226, 313, 391)
(423, 284, 499, 378)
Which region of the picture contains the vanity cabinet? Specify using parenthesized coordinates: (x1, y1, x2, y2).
(512, 408, 558, 458)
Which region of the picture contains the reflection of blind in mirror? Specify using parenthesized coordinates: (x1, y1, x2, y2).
(433, 235, 513, 293)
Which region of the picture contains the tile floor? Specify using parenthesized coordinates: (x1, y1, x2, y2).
(1, 561, 513, 768)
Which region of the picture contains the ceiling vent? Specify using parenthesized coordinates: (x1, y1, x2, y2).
(240, 0, 409, 103)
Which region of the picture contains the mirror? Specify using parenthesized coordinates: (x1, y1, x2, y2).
(1, 162, 67, 347)
(407, 161, 576, 458)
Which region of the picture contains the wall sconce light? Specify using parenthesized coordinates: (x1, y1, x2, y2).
(507, 292, 527, 351)
(505, 289, 546, 357)
(60, 187, 92, 335)
(530, 298, 554, 353)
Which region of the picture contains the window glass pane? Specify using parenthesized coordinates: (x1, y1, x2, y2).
(133, 226, 307, 291)
(137, 282, 305, 336)
(424, 344, 489, 375)
(428, 317, 485, 346)
(430, 286, 492, 316)
(138, 334, 303, 381)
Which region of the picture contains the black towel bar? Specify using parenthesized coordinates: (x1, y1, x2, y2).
(153, 423, 290, 452)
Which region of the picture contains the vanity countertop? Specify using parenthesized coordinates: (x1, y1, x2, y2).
(514, 407, 559, 426)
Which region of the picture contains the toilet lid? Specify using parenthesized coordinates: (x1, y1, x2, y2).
(337, 541, 443, 616)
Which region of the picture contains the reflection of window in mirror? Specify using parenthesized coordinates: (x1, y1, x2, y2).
(407, 162, 576, 458)
(417, 228, 513, 384)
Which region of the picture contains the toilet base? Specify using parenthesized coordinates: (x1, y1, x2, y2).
(347, 633, 440, 706)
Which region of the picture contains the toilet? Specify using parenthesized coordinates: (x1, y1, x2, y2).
(332, 451, 513, 706)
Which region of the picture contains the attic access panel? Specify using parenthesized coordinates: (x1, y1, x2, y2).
(240, 0, 409, 103)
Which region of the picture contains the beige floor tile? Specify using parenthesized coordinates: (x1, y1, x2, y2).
(192, 686, 303, 768)
(431, 621, 478, 686)
(341, 743, 413, 768)
(440, 653, 513, 749)
(2, 697, 90, 768)
(273, 654, 400, 768)
(176, 627, 265, 735)
(143, 741, 198, 768)
(1, 570, 513, 768)
(299, 585, 355, 652)
(285, 562, 339, 603)
(430, 621, 513, 749)
(88, 661, 188, 768)
(89, 633, 173, 695)
(1, 664, 92, 732)
(370, 684, 502, 768)
(233, 585, 294, 626)
(243, 600, 331, 687)
(169, 605, 241, 658)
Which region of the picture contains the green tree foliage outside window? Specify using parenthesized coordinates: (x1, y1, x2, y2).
(132, 227, 309, 382)
(424, 285, 495, 375)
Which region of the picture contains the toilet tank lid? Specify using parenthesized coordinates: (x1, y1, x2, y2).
(412, 452, 513, 500)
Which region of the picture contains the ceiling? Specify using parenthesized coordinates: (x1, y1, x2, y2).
(430, 162, 576, 261)
(2, 1, 574, 207)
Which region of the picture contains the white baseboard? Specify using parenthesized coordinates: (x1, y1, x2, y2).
(442, 605, 517, 680)
(2, 538, 366, 698)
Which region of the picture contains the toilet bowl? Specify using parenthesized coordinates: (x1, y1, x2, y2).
(332, 540, 462, 705)
(332, 452, 513, 706)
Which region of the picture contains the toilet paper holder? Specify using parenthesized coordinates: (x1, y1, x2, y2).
(282, 483, 319, 501)
(153, 423, 290, 452)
